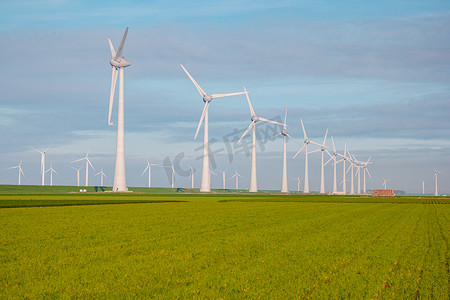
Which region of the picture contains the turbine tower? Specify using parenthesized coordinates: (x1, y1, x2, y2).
(218, 170, 226, 189)
(308, 129, 330, 194)
(336, 144, 350, 194)
(267, 108, 295, 193)
(108, 26, 131, 192)
(362, 157, 371, 194)
(434, 168, 440, 196)
(293, 119, 321, 194)
(294, 177, 301, 192)
(324, 137, 340, 194)
(189, 166, 195, 189)
(238, 88, 283, 192)
(95, 168, 107, 187)
(8, 160, 25, 185)
(181, 64, 246, 193)
(45, 162, 58, 186)
(72, 153, 95, 187)
(230, 171, 242, 190)
(31, 147, 47, 186)
(71, 166, 82, 187)
(141, 160, 158, 188)
(162, 165, 175, 188)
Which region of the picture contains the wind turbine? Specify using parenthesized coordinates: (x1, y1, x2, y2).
(181, 64, 247, 193)
(308, 129, 330, 194)
(294, 177, 301, 192)
(31, 147, 48, 186)
(293, 119, 321, 194)
(344, 150, 356, 195)
(238, 89, 283, 192)
(230, 171, 242, 190)
(108, 26, 131, 192)
(217, 170, 226, 189)
(422, 180, 425, 195)
(45, 162, 58, 186)
(162, 165, 175, 188)
(434, 169, 440, 196)
(71, 166, 82, 187)
(361, 157, 372, 194)
(95, 168, 107, 187)
(324, 136, 340, 194)
(8, 160, 25, 185)
(188, 166, 195, 189)
(266, 108, 295, 193)
(72, 153, 95, 187)
(335, 143, 350, 194)
(382, 178, 390, 189)
(141, 160, 158, 188)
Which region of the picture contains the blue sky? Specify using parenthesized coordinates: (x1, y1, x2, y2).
(1, 0, 449, 193)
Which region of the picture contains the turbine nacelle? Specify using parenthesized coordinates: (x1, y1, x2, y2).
(203, 94, 213, 103)
(110, 58, 131, 68)
(251, 115, 260, 122)
(281, 128, 288, 136)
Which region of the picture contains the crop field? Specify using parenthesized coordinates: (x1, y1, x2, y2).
(0, 188, 448, 298)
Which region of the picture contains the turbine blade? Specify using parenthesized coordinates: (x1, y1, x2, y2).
(211, 91, 247, 99)
(108, 38, 116, 58)
(244, 87, 255, 116)
(263, 132, 282, 143)
(108, 67, 118, 125)
(332, 136, 336, 153)
(258, 117, 283, 126)
(180, 64, 206, 97)
(324, 156, 334, 166)
(366, 168, 372, 178)
(308, 149, 321, 154)
(115, 26, 129, 60)
(87, 158, 95, 170)
(71, 158, 85, 163)
(323, 129, 328, 145)
(286, 133, 295, 142)
(194, 102, 209, 139)
(237, 122, 255, 144)
(293, 143, 306, 159)
(284, 106, 287, 127)
(300, 118, 308, 140)
(141, 165, 149, 177)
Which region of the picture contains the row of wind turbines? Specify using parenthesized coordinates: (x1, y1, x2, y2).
(6, 26, 443, 196)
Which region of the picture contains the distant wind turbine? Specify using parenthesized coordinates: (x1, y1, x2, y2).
(8, 160, 25, 185)
(31, 147, 48, 186)
(162, 165, 175, 188)
(308, 129, 330, 194)
(45, 162, 58, 186)
(293, 119, 321, 194)
(72, 153, 95, 187)
(324, 137, 340, 194)
(266, 108, 295, 193)
(108, 26, 131, 192)
(422, 180, 425, 195)
(230, 171, 242, 190)
(95, 168, 107, 187)
(361, 157, 372, 194)
(189, 166, 195, 189)
(217, 170, 226, 189)
(434, 168, 441, 196)
(71, 166, 82, 187)
(181, 64, 247, 193)
(382, 178, 390, 189)
(238, 88, 283, 193)
(335, 144, 351, 194)
(294, 177, 301, 192)
(141, 160, 158, 188)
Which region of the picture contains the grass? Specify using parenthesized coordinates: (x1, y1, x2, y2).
(0, 189, 448, 298)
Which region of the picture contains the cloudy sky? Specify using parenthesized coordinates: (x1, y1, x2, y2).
(1, 0, 449, 194)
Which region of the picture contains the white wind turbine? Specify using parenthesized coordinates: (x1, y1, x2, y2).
(382, 178, 390, 189)
(230, 171, 242, 190)
(434, 168, 440, 196)
(162, 165, 175, 188)
(141, 160, 158, 188)
(294, 177, 301, 192)
(422, 180, 425, 195)
(293, 119, 321, 194)
(188, 166, 195, 189)
(361, 157, 372, 194)
(72, 153, 95, 187)
(335, 144, 350, 194)
(8, 160, 25, 185)
(31, 147, 48, 186)
(181, 64, 247, 193)
(308, 129, 330, 194)
(71, 166, 82, 187)
(45, 162, 58, 186)
(324, 137, 340, 194)
(95, 168, 107, 187)
(108, 26, 131, 192)
(266, 108, 295, 193)
(217, 170, 227, 189)
(238, 88, 283, 192)
(345, 150, 356, 195)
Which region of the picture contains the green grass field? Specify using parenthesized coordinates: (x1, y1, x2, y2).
(0, 186, 448, 298)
